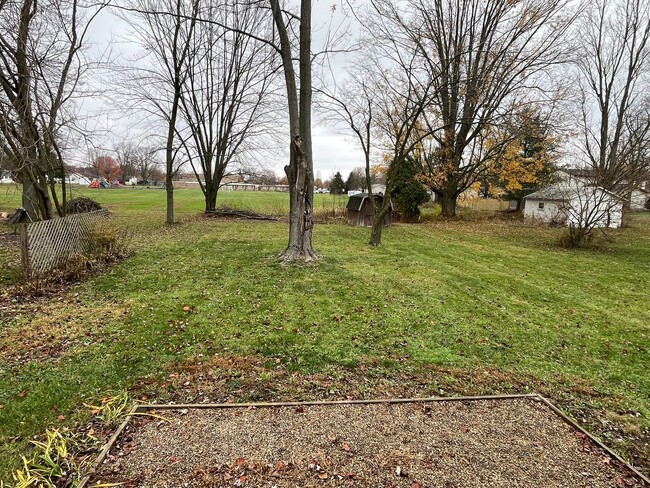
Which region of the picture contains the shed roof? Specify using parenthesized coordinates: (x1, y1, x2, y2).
(346, 193, 386, 211)
(524, 184, 571, 202)
(525, 183, 624, 202)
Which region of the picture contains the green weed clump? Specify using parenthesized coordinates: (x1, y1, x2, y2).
(83, 392, 131, 428)
(9, 429, 98, 488)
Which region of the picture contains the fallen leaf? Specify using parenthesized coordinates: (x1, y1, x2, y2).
(275, 461, 286, 471)
(295, 406, 305, 413)
(235, 457, 246, 466)
(17, 390, 28, 398)
(57, 415, 65, 421)
(183, 306, 192, 312)
(411, 483, 421, 488)
(341, 443, 351, 452)
(318, 472, 328, 479)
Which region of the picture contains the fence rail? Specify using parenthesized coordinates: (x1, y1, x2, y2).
(21, 209, 110, 279)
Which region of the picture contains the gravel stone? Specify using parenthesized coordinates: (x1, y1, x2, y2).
(92, 398, 644, 487)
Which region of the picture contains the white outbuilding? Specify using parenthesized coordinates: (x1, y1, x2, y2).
(524, 182, 623, 229)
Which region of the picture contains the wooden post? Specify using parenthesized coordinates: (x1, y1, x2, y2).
(20, 223, 30, 280)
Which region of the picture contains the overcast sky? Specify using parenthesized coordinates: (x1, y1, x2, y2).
(78, 1, 367, 181)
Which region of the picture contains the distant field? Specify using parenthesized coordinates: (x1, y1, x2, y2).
(1, 184, 649, 481)
(0, 184, 349, 222)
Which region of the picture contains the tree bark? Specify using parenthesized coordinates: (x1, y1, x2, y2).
(22, 179, 39, 220)
(272, 0, 318, 263)
(440, 190, 458, 218)
(369, 197, 392, 247)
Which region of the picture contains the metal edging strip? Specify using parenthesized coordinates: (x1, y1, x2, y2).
(534, 394, 650, 486)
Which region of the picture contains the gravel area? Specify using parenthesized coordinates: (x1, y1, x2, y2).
(92, 398, 644, 487)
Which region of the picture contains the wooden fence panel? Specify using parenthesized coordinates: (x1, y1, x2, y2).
(21, 209, 110, 279)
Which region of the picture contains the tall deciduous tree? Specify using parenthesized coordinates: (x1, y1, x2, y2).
(575, 0, 650, 200)
(179, 0, 277, 212)
(0, 0, 106, 220)
(370, 0, 575, 217)
(91, 155, 122, 181)
(123, 0, 200, 224)
(270, 0, 317, 262)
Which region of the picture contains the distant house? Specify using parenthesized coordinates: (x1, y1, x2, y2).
(346, 193, 392, 227)
(524, 181, 623, 228)
(66, 173, 92, 186)
(0, 172, 14, 184)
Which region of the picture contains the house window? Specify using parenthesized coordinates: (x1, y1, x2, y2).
(538, 202, 545, 209)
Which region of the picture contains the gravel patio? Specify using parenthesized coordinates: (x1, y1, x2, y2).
(91, 397, 646, 487)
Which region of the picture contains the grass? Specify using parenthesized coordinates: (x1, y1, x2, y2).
(0, 185, 649, 482)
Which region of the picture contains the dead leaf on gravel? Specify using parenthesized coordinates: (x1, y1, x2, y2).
(318, 472, 328, 479)
(411, 482, 421, 488)
(341, 442, 351, 452)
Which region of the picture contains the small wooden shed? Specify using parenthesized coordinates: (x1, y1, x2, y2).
(346, 193, 392, 227)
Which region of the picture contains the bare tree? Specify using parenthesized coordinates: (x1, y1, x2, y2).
(575, 0, 650, 206)
(115, 142, 161, 182)
(178, 0, 277, 212)
(558, 176, 624, 247)
(369, 0, 576, 218)
(122, 0, 200, 224)
(115, 142, 139, 181)
(319, 70, 376, 219)
(268, 0, 318, 262)
(0, 0, 107, 220)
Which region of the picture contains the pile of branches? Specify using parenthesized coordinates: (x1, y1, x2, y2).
(66, 197, 102, 214)
(205, 205, 279, 221)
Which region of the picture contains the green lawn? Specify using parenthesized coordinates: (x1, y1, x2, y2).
(0, 185, 649, 481)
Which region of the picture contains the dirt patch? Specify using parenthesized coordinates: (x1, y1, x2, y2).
(0, 297, 131, 365)
(92, 398, 644, 487)
(0, 231, 19, 248)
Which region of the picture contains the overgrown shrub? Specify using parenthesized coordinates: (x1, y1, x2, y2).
(557, 224, 594, 248)
(83, 220, 128, 260)
(65, 197, 102, 215)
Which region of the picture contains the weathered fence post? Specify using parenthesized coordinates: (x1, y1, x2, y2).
(20, 223, 30, 280)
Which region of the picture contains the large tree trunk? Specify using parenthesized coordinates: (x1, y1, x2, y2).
(281, 136, 316, 262)
(166, 177, 174, 224)
(369, 197, 392, 247)
(22, 179, 39, 221)
(276, 0, 317, 263)
(440, 191, 458, 218)
(205, 184, 218, 212)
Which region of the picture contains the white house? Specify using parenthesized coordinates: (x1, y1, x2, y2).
(66, 173, 92, 186)
(524, 179, 623, 229)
